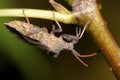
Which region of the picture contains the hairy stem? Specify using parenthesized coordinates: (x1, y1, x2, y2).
(0, 9, 77, 24)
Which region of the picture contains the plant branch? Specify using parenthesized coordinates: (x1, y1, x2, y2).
(0, 9, 77, 24)
(65, 0, 120, 79)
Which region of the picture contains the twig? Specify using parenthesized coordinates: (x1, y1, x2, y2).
(0, 9, 77, 24)
(65, 0, 120, 79)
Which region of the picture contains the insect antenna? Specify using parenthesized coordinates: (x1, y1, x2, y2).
(71, 49, 97, 67)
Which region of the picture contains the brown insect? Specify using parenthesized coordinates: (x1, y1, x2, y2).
(4, 19, 96, 67)
(4, 7, 96, 67)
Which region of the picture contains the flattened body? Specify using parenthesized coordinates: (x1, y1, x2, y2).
(4, 21, 67, 57)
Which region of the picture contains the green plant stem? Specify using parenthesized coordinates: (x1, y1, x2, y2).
(0, 9, 77, 24)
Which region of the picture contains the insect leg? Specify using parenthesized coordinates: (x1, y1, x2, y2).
(51, 11, 62, 33)
(61, 21, 90, 43)
(78, 21, 91, 39)
(49, 0, 70, 14)
(61, 34, 79, 43)
(22, 9, 41, 35)
(61, 27, 81, 43)
(23, 9, 30, 24)
(63, 21, 90, 43)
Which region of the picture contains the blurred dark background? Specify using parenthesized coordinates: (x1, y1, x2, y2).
(0, 0, 120, 80)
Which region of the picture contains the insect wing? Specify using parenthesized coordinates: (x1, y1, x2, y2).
(4, 20, 40, 46)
